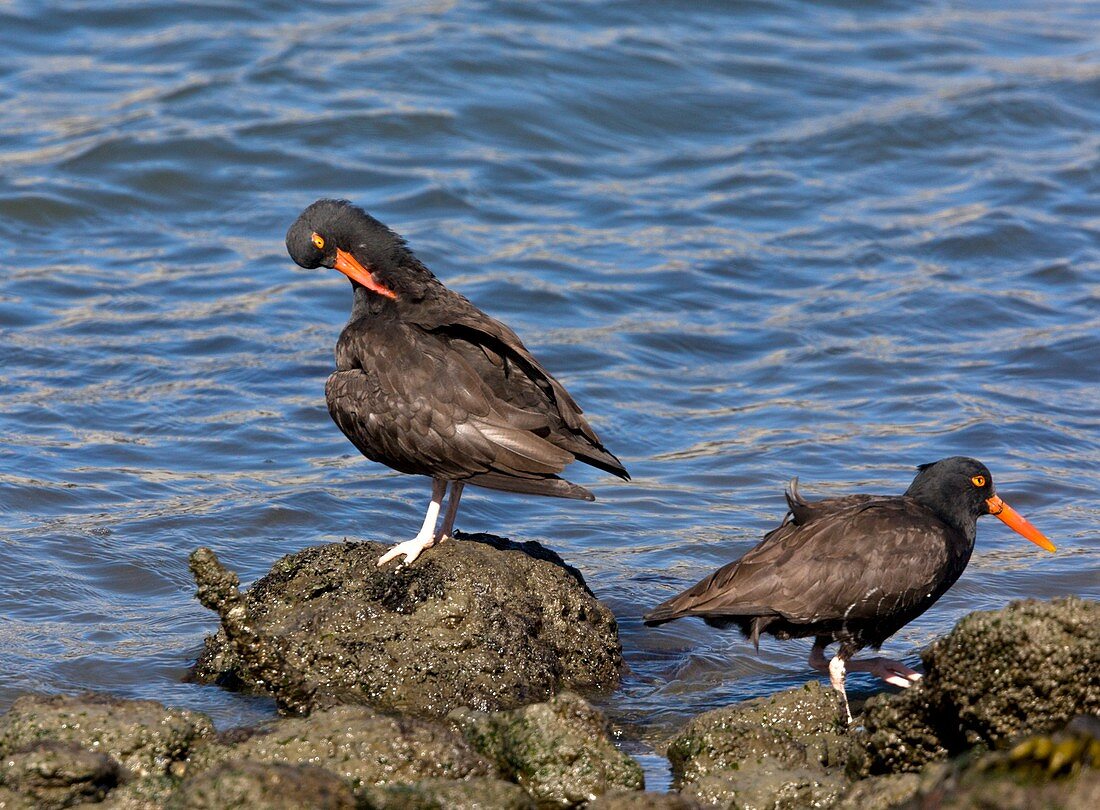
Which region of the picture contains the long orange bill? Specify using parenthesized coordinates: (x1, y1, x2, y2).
(334, 248, 397, 300)
(986, 495, 1056, 552)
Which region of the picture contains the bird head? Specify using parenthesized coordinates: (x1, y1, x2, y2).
(906, 457, 1055, 552)
(286, 199, 431, 300)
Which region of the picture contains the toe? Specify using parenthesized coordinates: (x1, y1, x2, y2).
(377, 548, 402, 567)
(378, 544, 414, 567)
(883, 673, 914, 688)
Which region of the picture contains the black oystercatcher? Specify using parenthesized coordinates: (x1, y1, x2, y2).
(286, 199, 629, 566)
(644, 457, 1055, 722)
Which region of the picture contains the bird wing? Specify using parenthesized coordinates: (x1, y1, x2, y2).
(406, 292, 603, 441)
(327, 321, 581, 485)
(784, 478, 881, 526)
(646, 499, 955, 626)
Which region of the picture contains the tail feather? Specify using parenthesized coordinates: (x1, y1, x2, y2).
(464, 471, 595, 501)
(576, 447, 630, 481)
(547, 434, 630, 481)
(642, 606, 680, 626)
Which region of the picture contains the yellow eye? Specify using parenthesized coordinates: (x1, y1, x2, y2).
(971, 475, 986, 487)
(311, 232, 325, 250)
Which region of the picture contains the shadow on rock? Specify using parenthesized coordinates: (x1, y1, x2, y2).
(189, 533, 622, 718)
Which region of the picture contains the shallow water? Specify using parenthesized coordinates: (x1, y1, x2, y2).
(1, 0, 1098, 790)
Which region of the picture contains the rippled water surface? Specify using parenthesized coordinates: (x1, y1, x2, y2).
(2, 0, 1098, 787)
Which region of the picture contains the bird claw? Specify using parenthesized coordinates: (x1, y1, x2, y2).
(377, 535, 435, 567)
(376, 525, 459, 568)
(860, 657, 923, 688)
(882, 670, 923, 688)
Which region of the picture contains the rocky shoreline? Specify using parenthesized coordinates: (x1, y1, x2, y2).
(1, 536, 1096, 808)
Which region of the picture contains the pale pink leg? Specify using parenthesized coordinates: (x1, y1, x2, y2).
(828, 654, 853, 725)
(846, 656, 923, 688)
(378, 479, 447, 567)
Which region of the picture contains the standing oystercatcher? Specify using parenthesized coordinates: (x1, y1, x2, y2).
(286, 199, 629, 566)
(644, 457, 1055, 722)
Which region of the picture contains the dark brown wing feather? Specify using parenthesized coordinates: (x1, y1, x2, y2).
(403, 289, 629, 480)
(784, 477, 880, 525)
(327, 315, 595, 499)
(644, 496, 972, 647)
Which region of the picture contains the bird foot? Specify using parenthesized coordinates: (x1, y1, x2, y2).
(849, 656, 923, 688)
(377, 533, 437, 567)
(376, 529, 457, 568)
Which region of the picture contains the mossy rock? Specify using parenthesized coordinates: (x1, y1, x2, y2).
(853, 597, 1100, 776)
(190, 536, 622, 719)
(667, 681, 850, 788)
(0, 693, 212, 780)
(0, 740, 120, 809)
(203, 704, 495, 796)
(359, 777, 535, 809)
(167, 760, 356, 809)
(451, 691, 644, 807)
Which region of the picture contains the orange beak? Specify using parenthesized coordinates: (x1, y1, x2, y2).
(334, 248, 397, 300)
(986, 494, 1056, 552)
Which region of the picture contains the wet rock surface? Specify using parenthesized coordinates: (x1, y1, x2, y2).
(167, 760, 357, 809)
(894, 716, 1100, 809)
(451, 691, 645, 807)
(832, 773, 921, 810)
(0, 740, 120, 809)
(588, 790, 704, 809)
(359, 777, 536, 809)
(2, 592, 1092, 808)
(666, 680, 851, 808)
(201, 704, 497, 791)
(853, 596, 1100, 777)
(0, 693, 213, 780)
(190, 534, 622, 718)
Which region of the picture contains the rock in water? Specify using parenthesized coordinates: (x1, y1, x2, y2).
(664, 681, 850, 809)
(0, 741, 120, 809)
(854, 596, 1100, 776)
(0, 693, 213, 780)
(169, 761, 357, 810)
(450, 691, 645, 807)
(193, 704, 496, 791)
(189, 534, 622, 718)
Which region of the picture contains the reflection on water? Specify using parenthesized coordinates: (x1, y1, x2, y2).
(1, 0, 1098, 788)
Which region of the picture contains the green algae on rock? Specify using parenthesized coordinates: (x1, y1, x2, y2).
(665, 678, 852, 809)
(666, 680, 851, 787)
(894, 716, 1100, 810)
(450, 691, 645, 807)
(189, 535, 622, 719)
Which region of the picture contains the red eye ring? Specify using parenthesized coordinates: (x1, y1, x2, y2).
(971, 475, 986, 487)
(311, 232, 325, 250)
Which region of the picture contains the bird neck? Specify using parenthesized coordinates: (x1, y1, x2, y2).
(904, 479, 979, 543)
(350, 282, 396, 319)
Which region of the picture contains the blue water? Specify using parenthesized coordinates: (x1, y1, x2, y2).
(1, 0, 1098, 788)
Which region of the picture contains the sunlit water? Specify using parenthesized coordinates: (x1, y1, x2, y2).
(1, 0, 1098, 790)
